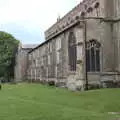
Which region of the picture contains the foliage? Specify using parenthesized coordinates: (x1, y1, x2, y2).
(0, 31, 19, 81)
(0, 83, 120, 120)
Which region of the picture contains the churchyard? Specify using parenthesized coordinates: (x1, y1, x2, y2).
(0, 83, 120, 120)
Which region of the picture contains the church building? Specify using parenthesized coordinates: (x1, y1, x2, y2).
(15, 0, 120, 90)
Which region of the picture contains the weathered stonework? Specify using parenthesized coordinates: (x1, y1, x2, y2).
(14, 44, 38, 82)
(15, 0, 120, 90)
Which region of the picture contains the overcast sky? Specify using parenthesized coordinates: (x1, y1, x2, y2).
(0, 0, 82, 44)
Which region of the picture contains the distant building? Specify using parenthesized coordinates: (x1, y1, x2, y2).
(14, 43, 38, 82)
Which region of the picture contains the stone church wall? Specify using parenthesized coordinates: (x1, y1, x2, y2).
(14, 44, 35, 82)
(26, 0, 120, 90)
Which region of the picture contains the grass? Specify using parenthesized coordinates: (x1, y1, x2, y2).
(0, 83, 120, 120)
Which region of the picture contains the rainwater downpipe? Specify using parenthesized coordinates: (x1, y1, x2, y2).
(81, 20, 88, 90)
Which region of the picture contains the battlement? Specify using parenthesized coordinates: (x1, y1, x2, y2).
(45, 0, 100, 40)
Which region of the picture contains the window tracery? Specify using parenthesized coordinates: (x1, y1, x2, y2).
(86, 39, 101, 72)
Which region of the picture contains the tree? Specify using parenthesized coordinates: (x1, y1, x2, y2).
(0, 31, 19, 82)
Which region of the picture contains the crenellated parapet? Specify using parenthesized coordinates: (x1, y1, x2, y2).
(45, 0, 102, 40)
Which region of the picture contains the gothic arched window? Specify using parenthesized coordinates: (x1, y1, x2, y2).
(86, 39, 101, 72)
(68, 32, 77, 71)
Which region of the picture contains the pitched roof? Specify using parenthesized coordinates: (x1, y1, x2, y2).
(22, 44, 39, 49)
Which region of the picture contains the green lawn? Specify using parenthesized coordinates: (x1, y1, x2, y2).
(0, 83, 120, 120)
